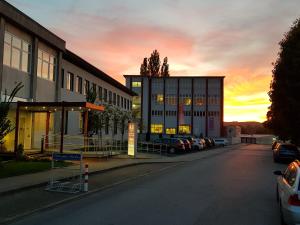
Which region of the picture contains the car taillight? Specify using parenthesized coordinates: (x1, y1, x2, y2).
(288, 194, 300, 206)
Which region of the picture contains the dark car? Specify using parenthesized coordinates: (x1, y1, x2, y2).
(204, 138, 213, 148)
(273, 143, 300, 163)
(154, 138, 185, 154)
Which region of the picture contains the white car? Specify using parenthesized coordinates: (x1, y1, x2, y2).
(213, 138, 229, 147)
(193, 138, 205, 150)
(274, 160, 300, 225)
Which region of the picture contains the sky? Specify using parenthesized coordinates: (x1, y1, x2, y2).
(7, 0, 300, 122)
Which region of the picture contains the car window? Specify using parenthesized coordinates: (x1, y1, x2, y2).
(284, 164, 298, 186)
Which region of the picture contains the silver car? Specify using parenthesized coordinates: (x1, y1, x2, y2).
(274, 160, 300, 225)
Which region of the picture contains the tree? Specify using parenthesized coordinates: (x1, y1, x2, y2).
(265, 18, 300, 144)
(147, 50, 161, 77)
(140, 50, 170, 77)
(140, 58, 149, 76)
(161, 57, 170, 77)
(118, 110, 132, 143)
(0, 82, 23, 151)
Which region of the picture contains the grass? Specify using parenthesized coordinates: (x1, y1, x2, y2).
(0, 161, 72, 179)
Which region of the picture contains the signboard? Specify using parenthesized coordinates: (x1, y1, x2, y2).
(53, 153, 82, 161)
(128, 122, 137, 157)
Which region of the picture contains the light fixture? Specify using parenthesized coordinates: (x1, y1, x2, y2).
(42, 106, 46, 109)
(79, 107, 82, 110)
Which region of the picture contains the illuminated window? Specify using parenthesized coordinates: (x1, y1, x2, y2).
(195, 96, 204, 106)
(166, 128, 176, 134)
(132, 81, 141, 87)
(156, 94, 164, 104)
(178, 125, 191, 134)
(183, 97, 191, 105)
(151, 124, 163, 134)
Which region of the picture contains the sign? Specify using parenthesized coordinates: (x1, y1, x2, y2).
(128, 122, 137, 157)
(53, 153, 82, 161)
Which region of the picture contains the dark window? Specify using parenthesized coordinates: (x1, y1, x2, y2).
(109, 91, 112, 104)
(104, 89, 108, 102)
(98, 86, 102, 101)
(61, 69, 64, 88)
(117, 95, 120, 107)
(76, 76, 82, 94)
(92, 83, 96, 94)
(121, 97, 124, 108)
(113, 93, 116, 105)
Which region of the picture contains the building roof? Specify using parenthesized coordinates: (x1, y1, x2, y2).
(64, 50, 137, 96)
(0, 1, 66, 51)
(124, 75, 225, 79)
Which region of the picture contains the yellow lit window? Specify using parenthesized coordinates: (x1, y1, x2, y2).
(166, 128, 176, 134)
(184, 98, 191, 105)
(156, 94, 164, 104)
(178, 125, 191, 134)
(151, 124, 163, 134)
(132, 82, 141, 87)
(195, 97, 204, 106)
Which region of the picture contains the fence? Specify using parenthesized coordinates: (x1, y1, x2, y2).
(41, 134, 128, 157)
(137, 142, 168, 154)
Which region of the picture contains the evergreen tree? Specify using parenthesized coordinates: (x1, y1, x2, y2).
(161, 57, 170, 77)
(265, 18, 300, 144)
(148, 50, 161, 77)
(140, 57, 149, 76)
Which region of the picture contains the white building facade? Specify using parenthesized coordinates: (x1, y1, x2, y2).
(125, 75, 224, 139)
(0, 1, 135, 152)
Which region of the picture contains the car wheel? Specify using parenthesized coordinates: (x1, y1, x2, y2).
(195, 146, 200, 151)
(169, 148, 175, 154)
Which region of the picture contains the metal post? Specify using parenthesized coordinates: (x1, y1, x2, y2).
(60, 105, 65, 153)
(14, 103, 20, 154)
(41, 137, 44, 153)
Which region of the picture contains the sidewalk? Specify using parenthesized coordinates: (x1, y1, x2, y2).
(0, 146, 236, 195)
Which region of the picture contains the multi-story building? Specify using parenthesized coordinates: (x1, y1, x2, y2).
(0, 1, 135, 152)
(125, 75, 224, 139)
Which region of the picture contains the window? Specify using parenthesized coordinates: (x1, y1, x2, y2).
(66, 72, 74, 91)
(155, 94, 164, 104)
(132, 81, 141, 87)
(61, 69, 65, 88)
(117, 95, 120, 107)
(166, 95, 176, 105)
(104, 89, 108, 102)
(166, 128, 176, 135)
(178, 125, 191, 134)
(109, 91, 112, 104)
(76, 76, 82, 94)
(151, 124, 163, 134)
(83, 80, 90, 95)
(98, 86, 103, 101)
(183, 97, 191, 105)
(37, 49, 55, 81)
(121, 97, 124, 108)
(92, 83, 96, 95)
(113, 93, 116, 105)
(3, 31, 31, 73)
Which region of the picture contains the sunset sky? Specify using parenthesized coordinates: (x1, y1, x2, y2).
(8, 0, 300, 122)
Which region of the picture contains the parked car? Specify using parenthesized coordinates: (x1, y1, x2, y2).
(274, 160, 300, 225)
(204, 138, 213, 148)
(273, 143, 300, 163)
(154, 138, 185, 154)
(193, 138, 205, 150)
(214, 138, 229, 147)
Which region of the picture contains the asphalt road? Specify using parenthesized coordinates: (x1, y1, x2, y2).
(11, 144, 287, 225)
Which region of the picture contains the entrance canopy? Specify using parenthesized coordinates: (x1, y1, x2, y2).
(14, 101, 104, 153)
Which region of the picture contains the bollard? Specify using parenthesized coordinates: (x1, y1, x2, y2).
(84, 164, 88, 192)
(40, 137, 44, 154)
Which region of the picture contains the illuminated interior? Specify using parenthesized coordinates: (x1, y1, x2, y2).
(178, 125, 191, 134)
(156, 94, 164, 104)
(132, 81, 141, 87)
(151, 124, 163, 134)
(166, 128, 176, 134)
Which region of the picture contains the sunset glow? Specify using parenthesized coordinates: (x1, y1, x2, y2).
(8, 0, 300, 122)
